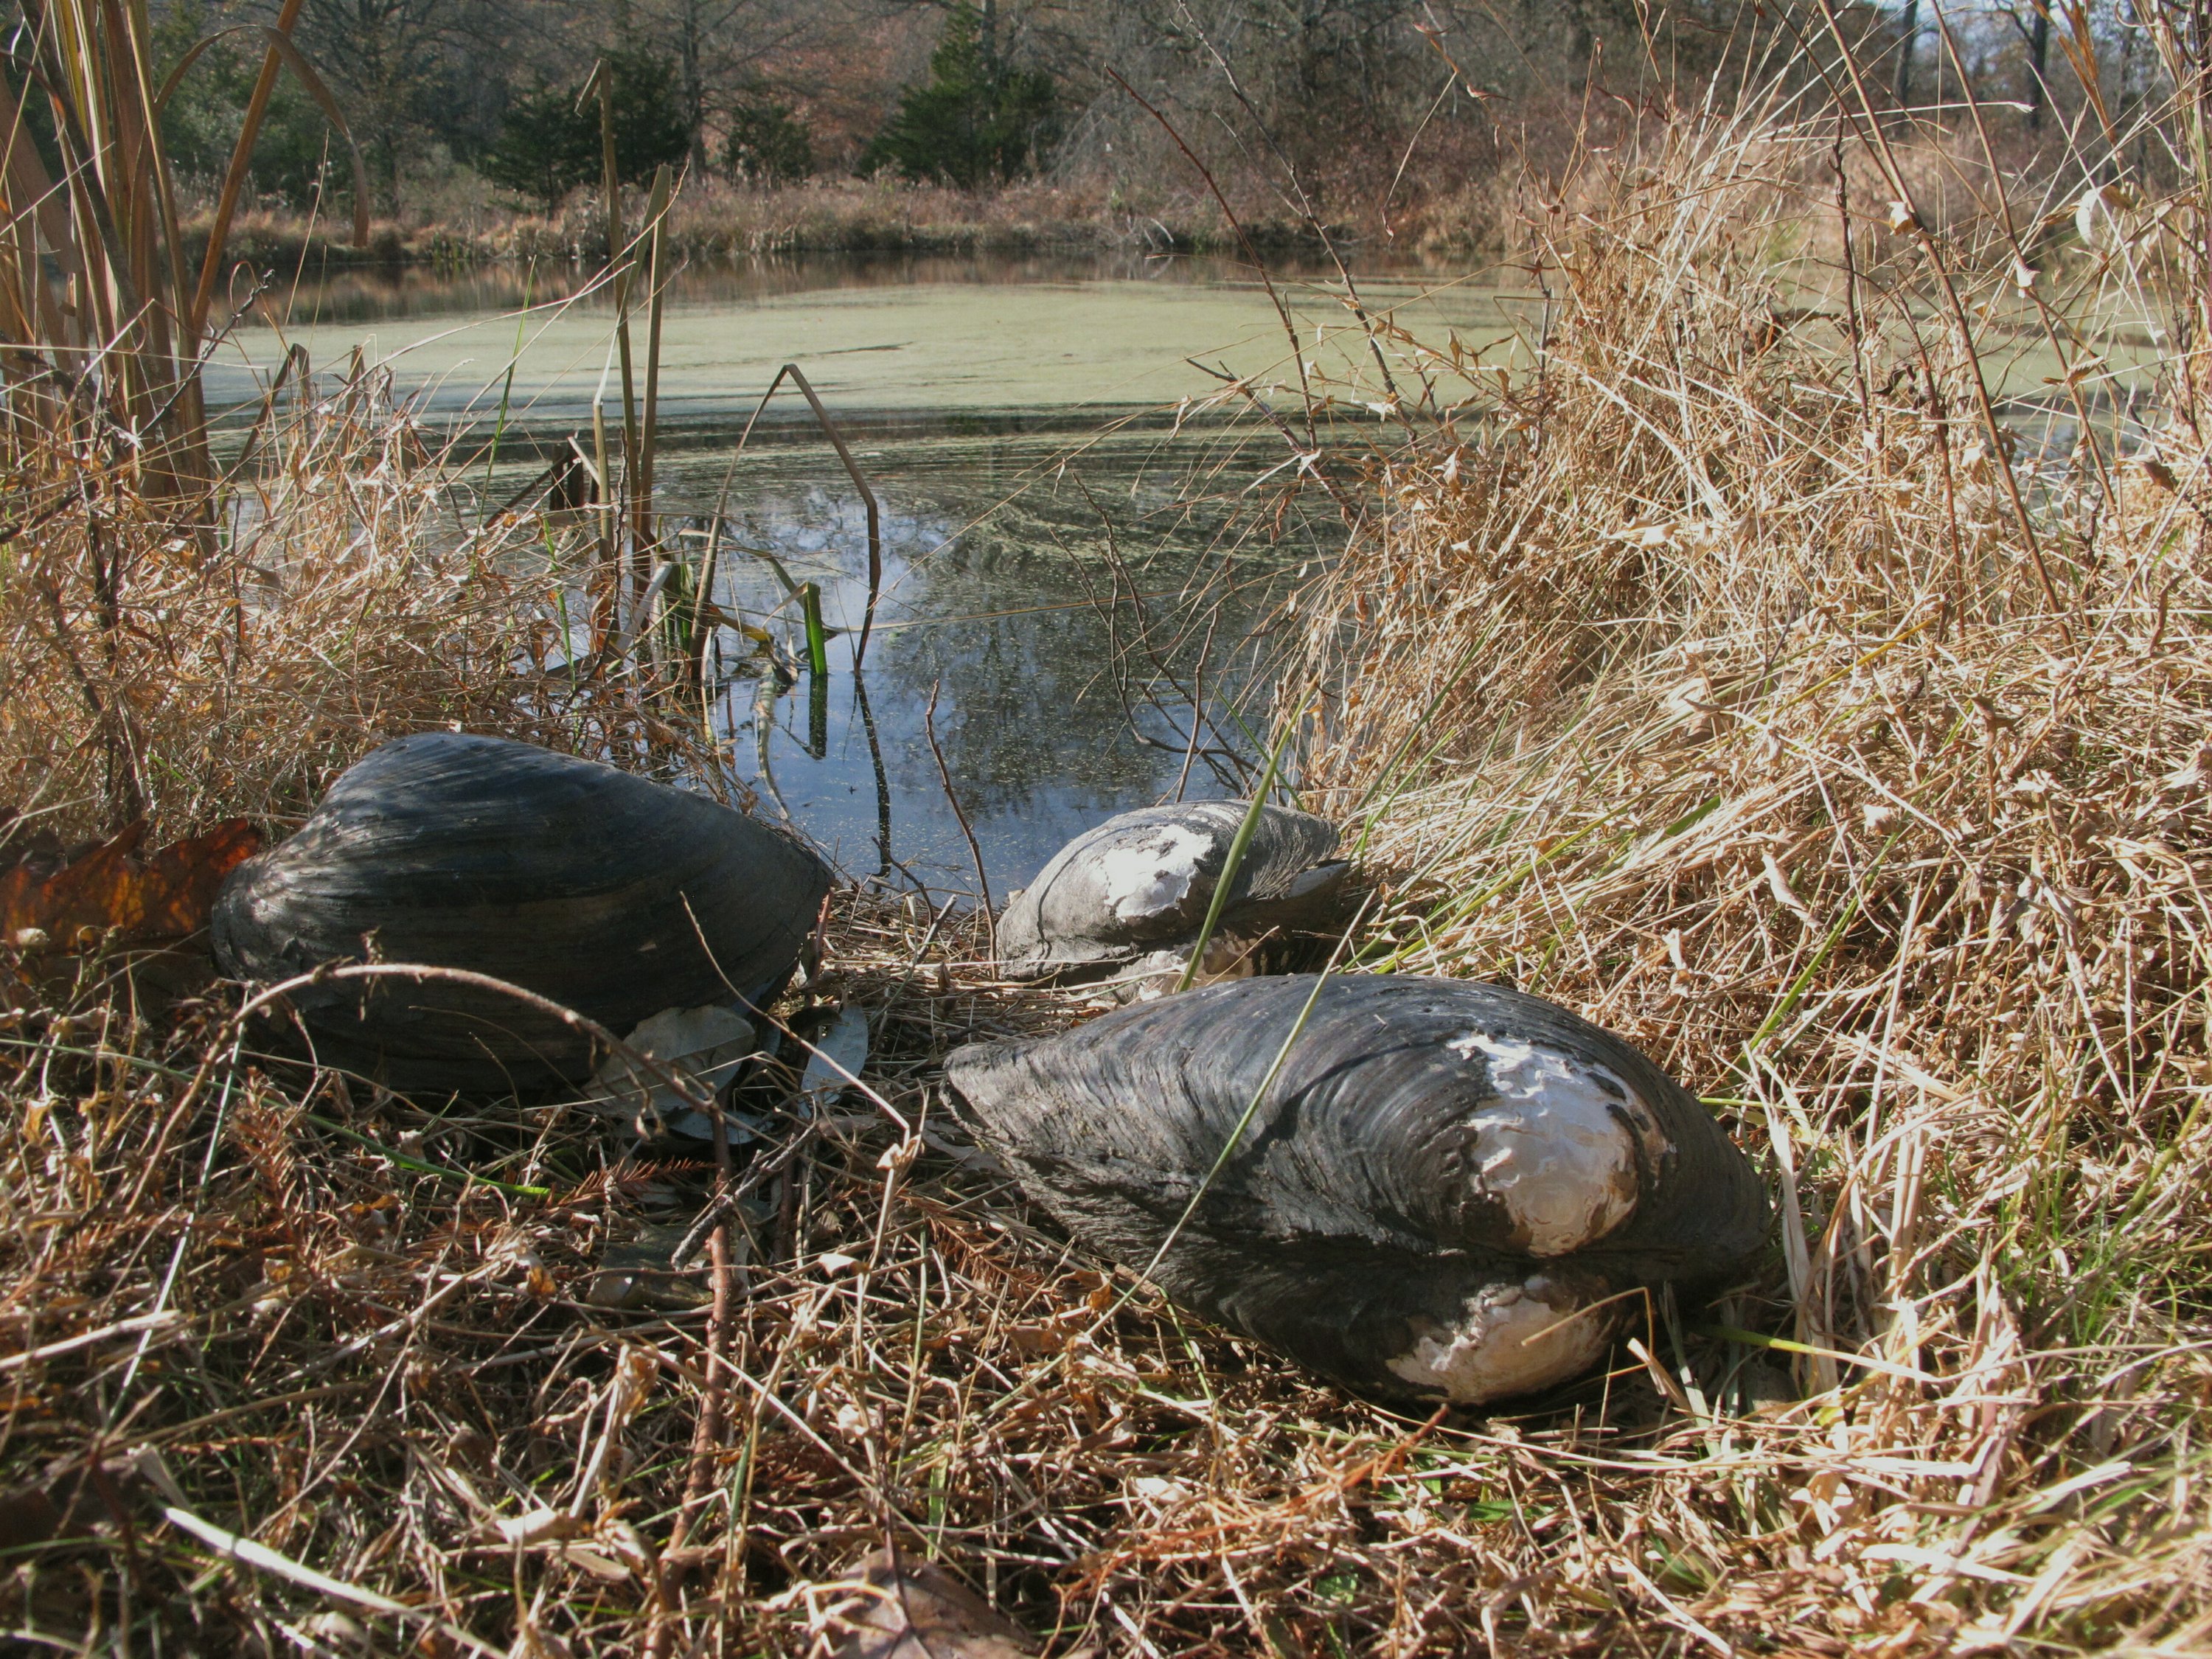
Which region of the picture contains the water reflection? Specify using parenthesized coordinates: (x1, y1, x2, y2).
(222, 247, 1493, 331)
(651, 428, 1321, 897)
(217, 250, 1445, 900)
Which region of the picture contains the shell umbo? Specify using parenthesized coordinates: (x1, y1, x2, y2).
(945, 975, 1769, 1405)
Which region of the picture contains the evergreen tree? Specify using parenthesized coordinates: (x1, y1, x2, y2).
(477, 50, 692, 210)
(860, 2, 1058, 189)
(156, 1, 343, 209)
(475, 80, 597, 209)
(724, 97, 812, 184)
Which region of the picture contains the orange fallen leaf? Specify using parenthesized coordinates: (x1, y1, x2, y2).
(1, 819, 261, 945)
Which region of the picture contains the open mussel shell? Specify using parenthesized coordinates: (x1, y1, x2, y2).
(945, 974, 1768, 1405)
(212, 732, 832, 1093)
(995, 801, 1347, 981)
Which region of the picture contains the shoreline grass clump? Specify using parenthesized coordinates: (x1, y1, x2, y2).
(0, 367, 678, 846)
(1289, 83, 2212, 1652)
(184, 174, 1365, 278)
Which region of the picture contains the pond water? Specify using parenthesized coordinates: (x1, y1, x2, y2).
(644, 422, 1330, 899)
(205, 250, 1526, 437)
(209, 251, 1498, 897)
(209, 248, 2160, 900)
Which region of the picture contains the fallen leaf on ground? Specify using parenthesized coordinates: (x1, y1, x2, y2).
(587, 1004, 757, 1138)
(799, 1004, 872, 1113)
(0, 818, 260, 945)
(826, 1550, 1038, 1659)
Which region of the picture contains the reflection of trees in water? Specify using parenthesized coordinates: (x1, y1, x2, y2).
(872, 568, 1170, 824)
(865, 491, 1290, 823)
(693, 438, 1312, 880)
(238, 251, 1332, 332)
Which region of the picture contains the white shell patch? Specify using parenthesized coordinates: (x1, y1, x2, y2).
(1385, 1276, 1616, 1402)
(1093, 824, 1219, 919)
(1447, 1032, 1643, 1256)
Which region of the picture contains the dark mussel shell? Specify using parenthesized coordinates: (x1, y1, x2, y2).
(946, 975, 1768, 1405)
(996, 801, 1346, 979)
(213, 732, 832, 1093)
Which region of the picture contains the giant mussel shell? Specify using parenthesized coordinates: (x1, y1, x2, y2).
(213, 732, 832, 1093)
(947, 975, 1769, 1405)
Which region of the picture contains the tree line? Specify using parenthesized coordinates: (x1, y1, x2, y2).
(142, 1, 2167, 219)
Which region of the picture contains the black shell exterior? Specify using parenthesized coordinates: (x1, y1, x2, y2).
(212, 732, 832, 1092)
(945, 975, 1769, 1405)
(996, 801, 1346, 978)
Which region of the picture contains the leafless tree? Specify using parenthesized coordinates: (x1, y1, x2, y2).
(625, 0, 827, 171)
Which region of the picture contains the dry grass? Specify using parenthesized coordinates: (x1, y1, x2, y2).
(1286, 100, 2212, 1654)
(0, 372, 700, 848)
(1, 891, 1551, 1658)
(12, 16, 2212, 1659)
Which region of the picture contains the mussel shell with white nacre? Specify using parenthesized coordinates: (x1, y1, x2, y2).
(996, 801, 1347, 981)
(945, 974, 1769, 1405)
(213, 732, 832, 1093)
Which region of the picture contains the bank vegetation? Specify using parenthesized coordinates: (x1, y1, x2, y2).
(4, 1, 2212, 1656)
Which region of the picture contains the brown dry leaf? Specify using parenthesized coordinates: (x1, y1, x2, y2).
(0, 818, 260, 945)
(1005, 1323, 1068, 1357)
(827, 1551, 1037, 1659)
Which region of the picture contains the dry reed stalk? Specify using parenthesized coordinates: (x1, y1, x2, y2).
(728, 361, 886, 667)
(0, 0, 367, 512)
(585, 56, 644, 613)
(636, 162, 672, 584)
